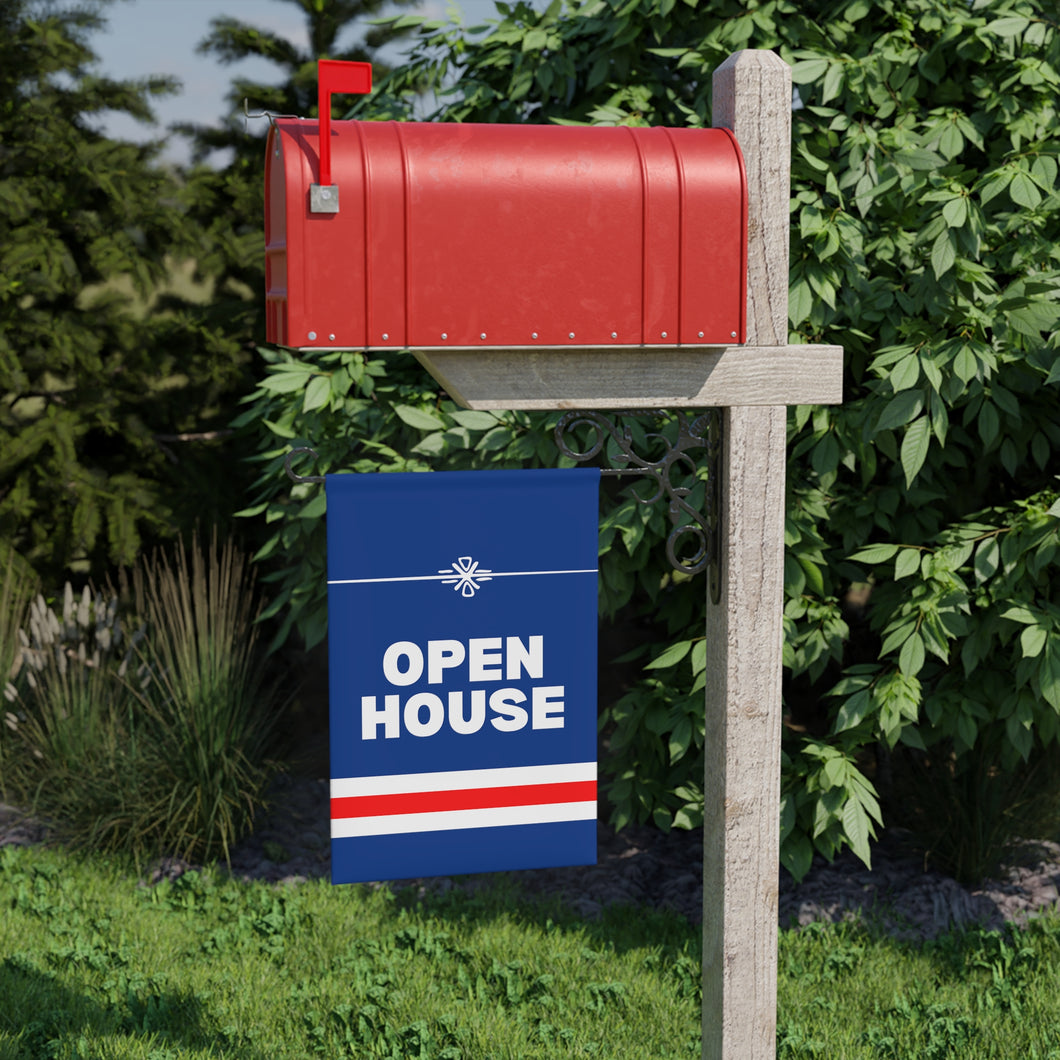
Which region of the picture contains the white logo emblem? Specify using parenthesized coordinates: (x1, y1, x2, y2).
(439, 556, 493, 597)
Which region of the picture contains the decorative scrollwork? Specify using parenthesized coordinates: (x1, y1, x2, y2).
(554, 410, 722, 602)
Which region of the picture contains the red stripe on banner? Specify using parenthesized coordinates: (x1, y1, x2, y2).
(331, 780, 597, 820)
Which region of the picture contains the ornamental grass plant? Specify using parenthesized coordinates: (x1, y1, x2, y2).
(128, 531, 284, 863)
(0, 581, 167, 857)
(0, 535, 283, 866)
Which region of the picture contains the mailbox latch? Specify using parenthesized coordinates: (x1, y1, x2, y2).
(310, 184, 339, 214)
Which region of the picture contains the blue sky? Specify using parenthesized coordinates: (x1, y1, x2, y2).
(91, 0, 501, 160)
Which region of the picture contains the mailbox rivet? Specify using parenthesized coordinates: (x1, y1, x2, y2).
(699, 331, 705, 339)
(531, 332, 539, 340)
(611, 332, 618, 340)
(480, 333, 487, 340)
(382, 333, 389, 341)
(441, 333, 448, 340)
(308, 331, 317, 340)
(329, 333, 336, 341)
(568, 332, 575, 340)
(661, 331, 668, 339)
(731, 331, 738, 339)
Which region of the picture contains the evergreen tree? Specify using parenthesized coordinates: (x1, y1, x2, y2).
(0, 0, 254, 581)
(176, 0, 420, 356)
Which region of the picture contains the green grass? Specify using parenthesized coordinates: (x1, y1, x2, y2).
(4, 845, 1060, 1059)
(0, 846, 700, 1059)
(776, 919, 1060, 1059)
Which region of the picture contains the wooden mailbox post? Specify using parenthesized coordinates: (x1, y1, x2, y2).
(268, 49, 842, 1059)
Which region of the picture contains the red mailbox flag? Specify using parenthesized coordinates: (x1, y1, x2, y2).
(317, 59, 371, 187)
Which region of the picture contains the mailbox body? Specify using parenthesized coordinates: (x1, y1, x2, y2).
(265, 119, 747, 351)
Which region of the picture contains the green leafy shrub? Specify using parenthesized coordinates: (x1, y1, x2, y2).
(242, 0, 1060, 880)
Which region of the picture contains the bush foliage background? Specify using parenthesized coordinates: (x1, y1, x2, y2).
(1, 0, 1058, 880)
(241, 0, 1060, 881)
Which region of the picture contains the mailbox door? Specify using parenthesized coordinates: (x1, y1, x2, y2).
(265, 120, 746, 350)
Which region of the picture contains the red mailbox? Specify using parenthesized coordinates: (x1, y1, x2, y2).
(265, 63, 747, 351)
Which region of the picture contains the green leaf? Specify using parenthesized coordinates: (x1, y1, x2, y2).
(789, 278, 813, 325)
(780, 792, 795, 844)
(822, 755, 847, 789)
(410, 431, 446, 456)
(522, 27, 548, 51)
(942, 196, 967, 228)
(895, 146, 945, 171)
(1009, 171, 1041, 210)
(890, 355, 920, 393)
(821, 63, 844, 104)
(644, 640, 693, 670)
(449, 409, 500, 430)
(900, 417, 931, 488)
(394, 405, 447, 431)
(956, 710, 978, 751)
(811, 432, 840, 479)
(834, 688, 873, 732)
(842, 796, 872, 869)
(790, 58, 829, 84)
(899, 631, 925, 676)
(668, 717, 692, 763)
(262, 371, 314, 394)
(296, 492, 327, 520)
(781, 832, 814, 882)
(876, 390, 924, 432)
(849, 543, 900, 564)
(796, 553, 825, 597)
(690, 639, 706, 676)
(986, 16, 1029, 37)
(894, 548, 921, 579)
(302, 375, 330, 413)
(1040, 644, 1060, 712)
(974, 537, 1000, 583)
(954, 346, 978, 383)
(1021, 624, 1048, 659)
(931, 230, 956, 279)
(978, 402, 1000, 449)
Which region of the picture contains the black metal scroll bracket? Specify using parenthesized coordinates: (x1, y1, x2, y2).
(283, 416, 724, 603)
(554, 410, 723, 604)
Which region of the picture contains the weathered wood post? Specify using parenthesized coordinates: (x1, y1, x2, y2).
(702, 51, 791, 1059)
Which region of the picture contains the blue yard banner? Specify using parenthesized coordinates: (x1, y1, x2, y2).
(326, 468, 600, 884)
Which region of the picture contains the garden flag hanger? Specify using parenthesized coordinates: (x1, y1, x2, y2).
(325, 468, 600, 883)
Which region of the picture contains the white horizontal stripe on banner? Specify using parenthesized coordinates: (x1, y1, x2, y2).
(331, 761, 596, 799)
(328, 569, 597, 586)
(331, 800, 597, 838)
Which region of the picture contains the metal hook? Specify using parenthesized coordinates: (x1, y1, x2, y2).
(243, 98, 298, 133)
(285, 447, 325, 484)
